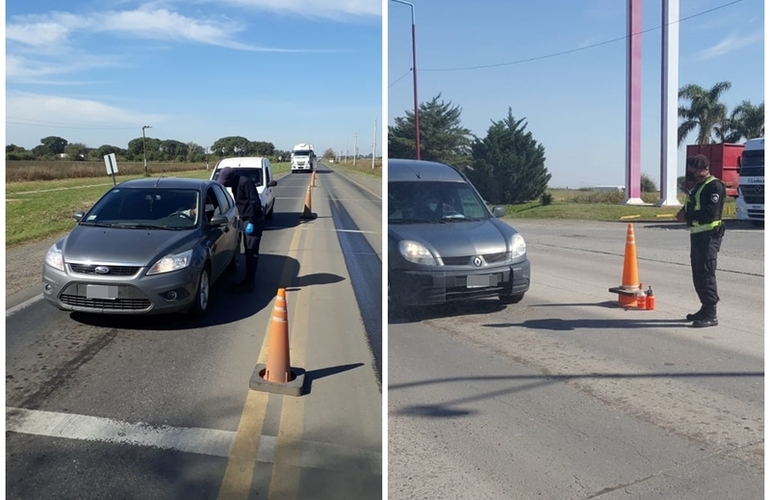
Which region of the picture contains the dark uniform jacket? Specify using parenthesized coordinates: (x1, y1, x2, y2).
(683, 176, 726, 232)
(218, 168, 265, 232)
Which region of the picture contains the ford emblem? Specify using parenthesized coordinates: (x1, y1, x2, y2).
(94, 266, 110, 274)
(473, 256, 483, 267)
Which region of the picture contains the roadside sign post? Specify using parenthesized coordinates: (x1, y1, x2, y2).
(104, 153, 118, 185)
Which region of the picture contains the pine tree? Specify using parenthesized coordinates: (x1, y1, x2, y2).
(468, 108, 550, 204)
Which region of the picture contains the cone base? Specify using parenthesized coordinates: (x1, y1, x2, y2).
(250, 363, 305, 396)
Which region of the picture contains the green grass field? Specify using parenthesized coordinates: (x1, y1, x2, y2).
(6, 164, 291, 247)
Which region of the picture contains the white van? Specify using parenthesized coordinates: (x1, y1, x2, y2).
(210, 157, 277, 218)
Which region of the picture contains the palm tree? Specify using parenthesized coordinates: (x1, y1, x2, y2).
(721, 100, 765, 143)
(677, 81, 731, 145)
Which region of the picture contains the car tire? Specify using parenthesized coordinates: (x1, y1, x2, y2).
(266, 201, 274, 219)
(499, 293, 524, 305)
(189, 266, 211, 317)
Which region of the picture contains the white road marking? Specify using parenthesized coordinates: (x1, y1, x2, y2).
(6, 294, 44, 317)
(6, 407, 381, 474)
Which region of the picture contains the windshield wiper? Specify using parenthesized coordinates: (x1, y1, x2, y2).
(79, 221, 115, 227)
(112, 222, 169, 230)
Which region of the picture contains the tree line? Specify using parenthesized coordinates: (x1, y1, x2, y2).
(389, 94, 550, 205)
(6, 135, 294, 163)
(389, 82, 763, 205)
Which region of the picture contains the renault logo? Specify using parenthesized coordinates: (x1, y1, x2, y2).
(473, 256, 483, 267)
(94, 266, 110, 274)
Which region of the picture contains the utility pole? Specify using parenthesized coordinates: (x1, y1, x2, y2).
(391, 0, 420, 159)
(353, 133, 358, 167)
(142, 125, 152, 176)
(345, 138, 348, 164)
(372, 118, 377, 169)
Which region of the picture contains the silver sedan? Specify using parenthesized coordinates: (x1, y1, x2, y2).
(42, 177, 241, 316)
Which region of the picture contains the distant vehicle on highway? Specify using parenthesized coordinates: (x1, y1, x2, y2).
(291, 143, 316, 173)
(210, 157, 277, 218)
(388, 159, 531, 309)
(42, 178, 241, 317)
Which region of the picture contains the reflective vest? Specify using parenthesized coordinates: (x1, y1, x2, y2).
(686, 176, 723, 234)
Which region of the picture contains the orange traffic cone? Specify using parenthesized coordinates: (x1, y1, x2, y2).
(311, 170, 317, 187)
(300, 185, 313, 219)
(264, 289, 292, 383)
(608, 223, 642, 307)
(249, 288, 305, 396)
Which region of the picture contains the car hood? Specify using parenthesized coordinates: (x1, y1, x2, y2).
(62, 225, 199, 266)
(389, 218, 515, 257)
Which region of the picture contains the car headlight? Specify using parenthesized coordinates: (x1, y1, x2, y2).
(511, 233, 527, 260)
(45, 244, 64, 271)
(147, 249, 193, 275)
(399, 240, 437, 265)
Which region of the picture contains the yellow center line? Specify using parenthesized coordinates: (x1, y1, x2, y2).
(268, 221, 312, 500)
(217, 220, 308, 500)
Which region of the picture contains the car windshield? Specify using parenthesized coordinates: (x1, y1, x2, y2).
(293, 151, 312, 157)
(80, 188, 200, 229)
(388, 181, 490, 224)
(213, 167, 264, 187)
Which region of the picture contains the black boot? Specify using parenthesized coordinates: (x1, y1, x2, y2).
(692, 306, 718, 328)
(686, 307, 707, 321)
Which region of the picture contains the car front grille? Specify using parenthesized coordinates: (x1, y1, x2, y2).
(59, 295, 152, 311)
(442, 252, 508, 266)
(69, 264, 141, 276)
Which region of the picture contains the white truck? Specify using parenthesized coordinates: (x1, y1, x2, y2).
(290, 144, 316, 173)
(210, 157, 277, 218)
(735, 137, 764, 226)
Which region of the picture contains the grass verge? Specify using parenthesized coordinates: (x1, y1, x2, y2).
(6, 164, 291, 248)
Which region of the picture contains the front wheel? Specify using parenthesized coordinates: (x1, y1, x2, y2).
(188, 266, 211, 317)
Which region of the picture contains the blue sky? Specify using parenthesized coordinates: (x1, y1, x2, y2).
(387, 0, 765, 188)
(6, 0, 382, 157)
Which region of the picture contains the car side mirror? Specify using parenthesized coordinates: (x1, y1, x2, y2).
(73, 211, 85, 222)
(269, 180, 277, 187)
(210, 214, 228, 226)
(492, 206, 506, 218)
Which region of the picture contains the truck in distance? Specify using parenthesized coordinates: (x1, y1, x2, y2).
(735, 137, 764, 226)
(291, 144, 316, 173)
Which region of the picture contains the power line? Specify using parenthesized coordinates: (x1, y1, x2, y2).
(413, 0, 748, 74)
(388, 69, 413, 89)
(7, 117, 138, 130)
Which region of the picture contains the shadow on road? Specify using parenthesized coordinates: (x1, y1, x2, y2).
(390, 370, 763, 419)
(483, 317, 697, 331)
(68, 253, 344, 331)
(302, 362, 365, 395)
(389, 299, 506, 325)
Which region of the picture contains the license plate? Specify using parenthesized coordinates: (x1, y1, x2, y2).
(467, 274, 494, 288)
(86, 284, 118, 300)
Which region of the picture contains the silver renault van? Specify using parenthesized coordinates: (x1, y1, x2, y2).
(388, 159, 531, 308)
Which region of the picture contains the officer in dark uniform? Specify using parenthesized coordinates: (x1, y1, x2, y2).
(676, 154, 726, 327)
(216, 167, 265, 293)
